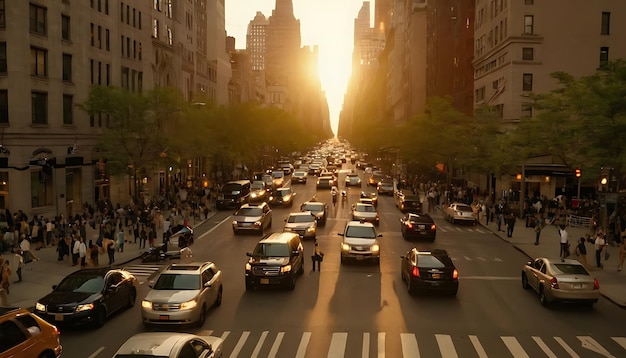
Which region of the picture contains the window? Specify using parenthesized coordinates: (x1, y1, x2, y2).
(29, 4, 47, 35)
(154, 0, 161, 11)
(0, 42, 6, 73)
(106, 63, 110, 85)
(522, 73, 533, 91)
(167, 27, 173, 45)
(0, 321, 28, 351)
(0, 0, 5, 28)
(521, 103, 532, 118)
(62, 54, 72, 82)
(121, 35, 124, 56)
(0, 90, 7, 124)
(120, 2, 124, 22)
(105, 29, 110, 51)
(600, 47, 609, 68)
(475, 87, 485, 102)
(105, 0, 109, 14)
(31, 92, 47, 124)
(495, 104, 504, 118)
(30, 47, 47, 77)
(61, 15, 70, 40)
(601, 12, 610, 35)
(166, 0, 173, 18)
(524, 15, 534, 35)
(138, 12, 142, 29)
(90, 23, 94, 46)
(63, 95, 73, 124)
(152, 19, 159, 38)
(522, 47, 534, 60)
(97, 25, 102, 49)
(31, 169, 54, 207)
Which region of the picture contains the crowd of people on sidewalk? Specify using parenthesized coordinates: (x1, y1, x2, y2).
(0, 186, 213, 298)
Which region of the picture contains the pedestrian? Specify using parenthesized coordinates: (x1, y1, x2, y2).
(11, 248, 24, 283)
(133, 218, 140, 244)
(311, 239, 324, 272)
(139, 227, 147, 249)
(71, 235, 80, 266)
(103, 236, 116, 266)
(89, 243, 99, 267)
(148, 227, 156, 248)
(506, 212, 516, 237)
(618, 240, 626, 271)
(575, 237, 588, 267)
(558, 225, 570, 262)
(78, 237, 87, 269)
(20, 234, 39, 264)
(1, 259, 11, 294)
(57, 236, 69, 261)
(594, 230, 606, 268)
(534, 214, 544, 245)
(117, 228, 125, 252)
(497, 209, 504, 232)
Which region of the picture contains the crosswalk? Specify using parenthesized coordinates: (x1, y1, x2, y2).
(122, 264, 164, 284)
(200, 330, 626, 358)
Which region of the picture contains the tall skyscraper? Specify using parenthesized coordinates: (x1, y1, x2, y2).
(265, 0, 301, 86)
(246, 12, 269, 72)
(375, 0, 393, 34)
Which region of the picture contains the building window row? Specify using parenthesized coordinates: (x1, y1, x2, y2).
(154, 0, 173, 18)
(90, 59, 111, 86)
(90, 0, 109, 14)
(31, 47, 47, 77)
(90, 23, 111, 51)
(29, 3, 47, 36)
(0, 0, 5, 29)
(475, 87, 485, 102)
(62, 15, 70, 41)
(491, 0, 507, 19)
(0, 90, 72, 126)
(524, 15, 534, 35)
(90, 113, 110, 128)
(121, 2, 142, 29)
(0, 42, 5, 74)
(121, 36, 142, 60)
(121, 66, 143, 92)
(601, 12, 610, 35)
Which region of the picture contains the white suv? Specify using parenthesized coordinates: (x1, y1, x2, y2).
(339, 221, 382, 264)
(141, 262, 222, 327)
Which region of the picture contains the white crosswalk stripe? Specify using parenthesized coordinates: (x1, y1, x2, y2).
(121, 264, 164, 284)
(212, 331, 626, 357)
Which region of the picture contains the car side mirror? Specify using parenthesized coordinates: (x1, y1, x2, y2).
(246, 252, 253, 257)
(291, 250, 300, 256)
(400, 255, 406, 259)
(52, 284, 58, 290)
(284, 219, 287, 222)
(338, 233, 344, 236)
(526, 261, 532, 266)
(378, 234, 383, 237)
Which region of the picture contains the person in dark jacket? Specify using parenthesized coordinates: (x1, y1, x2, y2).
(506, 212, 516, 237)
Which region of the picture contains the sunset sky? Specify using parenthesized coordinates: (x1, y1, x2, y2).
(225, 0, 373, 135)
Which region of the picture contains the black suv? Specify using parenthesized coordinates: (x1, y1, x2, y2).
(216, 180, 251, 210)
(245, 232, 304, 290)
(400, 248, 458, 296)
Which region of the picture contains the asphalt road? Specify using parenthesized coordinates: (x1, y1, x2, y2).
(59, 168, 626, 358)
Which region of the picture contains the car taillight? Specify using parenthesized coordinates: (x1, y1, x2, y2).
(430, 224, 436, 231)
(593, 278, 600, 290)
(452, 269, 458, 279)
(406, 222, 413, 229)
(411, 266, 420, 277)
(53, 325, 60, 336)
(550, 277, 559, 289)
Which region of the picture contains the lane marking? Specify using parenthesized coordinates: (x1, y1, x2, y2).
(199, 216, 232, 240)
(328, 332, 348, 358)
(87, 346, 105, 358)
(229, 331, 250, 358)
(532, 336, 557, 358)
(578, 336, 614, 357)
(435, 334, 458, 358)
(268, 332, 285, 358)
(554, 337, 579, 358)
(469, 335, 488, 358)
(362, 332, 370, 358)
(378, 332, 386, 358)
(400, 333, 419, 358)
(612, 337, 626, 351)
(251, 331, 268, 358)
(501, 336, 529, 358)
(295, 332, 311, 358)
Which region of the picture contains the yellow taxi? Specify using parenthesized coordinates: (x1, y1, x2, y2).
(0, 307, 62, 358)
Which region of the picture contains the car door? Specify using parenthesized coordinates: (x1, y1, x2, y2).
(264, 205, 272, 229)
(0, 319, 30, 357)
(104, 272, 125, 313)
(527, 259, 543, 292)
(201, 269, 215, 306)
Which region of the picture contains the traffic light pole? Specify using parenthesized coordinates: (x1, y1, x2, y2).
(577, 177, 581, 199)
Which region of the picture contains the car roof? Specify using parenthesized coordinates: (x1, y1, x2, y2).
(70, 267, 119, 277)
(259, 232, 300, 243)
(534, 257, 584, 265)
(163, 262, 213, 273)
(115, 333, 217, 356)
(407, 213, 431, 220)
(346, 220, 375, 228)
(242, 202, 267, 208)
(276, 187, 291, 192)
(289, 212, 313, 217)
(355, 203, 374, 208)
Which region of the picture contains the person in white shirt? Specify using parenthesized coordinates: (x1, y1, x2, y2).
(19, 235, 39, 263)
(78, 237, 87, 268)
(558, 225, 570, 262)
(594, 230, 606, 268)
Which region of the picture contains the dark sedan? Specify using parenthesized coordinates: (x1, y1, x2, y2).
(396, 193, 423, 213)
(35, 268, 137, 328)
(400, 248, 458, 296)
(268, 187, 296, 207)
(400, 213, 436, 241)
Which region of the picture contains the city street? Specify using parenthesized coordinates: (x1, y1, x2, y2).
(25, 168, 626, 357)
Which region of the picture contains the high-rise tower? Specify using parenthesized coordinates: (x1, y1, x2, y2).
(265, 0, 301, 86)
(246, 12, 269, 72)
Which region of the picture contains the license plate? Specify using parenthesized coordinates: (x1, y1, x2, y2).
(431, 273, 440, 279)
(356, 255, 364, 260)
(159, 315, 169, 320)
(573, 284, 582, 289)
(418, 225, 425, 229)
(260, 278, 270, 284)
(54, 314, 63, 321)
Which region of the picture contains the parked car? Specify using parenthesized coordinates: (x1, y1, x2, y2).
(521, 257, 600, 307)
(300, 201, 328, 226)
(35, 268, 138, 328)
(443, 202, 477, 225)
(232, 202, 272, 235)
(400, 248, 459, 296)
(245, 232, 304, 290)
(250, 180, 270, 203)
(112, 332, 223, 358)
(351, 202, 380, 226)
(268, 187, 296, 207)
(141, 262, 223, 327)
(395, 192, 423, 213)
(0, 307, 62, 358)
(400, 213, 436, 241)
(284, 212, 317, 239)
(292, 170, 308, 184)
(339, 221, 381, 264)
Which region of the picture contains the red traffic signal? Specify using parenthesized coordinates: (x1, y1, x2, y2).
(575, 168, 582, 178)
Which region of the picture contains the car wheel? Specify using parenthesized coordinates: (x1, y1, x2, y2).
(269, 219, 272, 228)
(196, 304, 207, 327)
(449, 289, 458, 297)
(92, 307, 106, 329)
(245, 281, 255, 291)
(287, 275, 296, 290)
(214, 287, 223, 307)
(298, 261, 304, 274)
(127, 288, 136, 308)
(539, 286, 550, 306)
(406, 277, 414, 294)
(38, 351, 56, 358)
(521, 273, 529, 290)
(233, 229, 239, 235)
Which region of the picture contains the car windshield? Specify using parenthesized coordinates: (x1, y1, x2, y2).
(345, 226, 376, 238)
(276, 190, 290, 197)
(153, 273, 200, 290)
(253, 243, 290, 257)
(236, 207, 262, 216)
(417, 255, 446, 268)
(552, 263, 589, 275)
(272, 171, 284, 178)
(56, 274, 105, 293)
(294, 172, 305, 176)
(455, 205, 473, 212)
(303, 203, 323, 212)
(288, 215, 314, 223)
(356, 205, 376, 212)
(251, 182, 264, 190)
(221, 184, 242, 193)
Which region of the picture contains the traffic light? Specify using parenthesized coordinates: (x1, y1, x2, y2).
(575, 168, 582, 178)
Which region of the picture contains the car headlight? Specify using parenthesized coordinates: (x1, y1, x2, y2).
(35, 302, 46, 312)
(141, 300, 153, 309)
(180, 299, 198, 310)
(307, 226, 316, 233)
(281, 265, 292, 273)
(245, 262, 251, 271)
(76, 303, 95, 312)
(269, 196, 274, 201)
(218, 194, 225, 200)
(251, 193, 258, 198)
(371, 244, 380, 252)
(342, 243, 350, 251)
(232, 220, 238, 226)
(254, 221, 262, 227)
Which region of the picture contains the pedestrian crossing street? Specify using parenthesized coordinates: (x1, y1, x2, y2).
(122, 264, 164, 284)
(201, 330, 626, 358)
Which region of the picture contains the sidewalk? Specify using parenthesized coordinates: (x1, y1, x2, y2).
(479, 216, 626, 307)
(0, 211, 216, 310)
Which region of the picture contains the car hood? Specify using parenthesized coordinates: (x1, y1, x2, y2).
(248, 257, 290, 266)
(343, 237, 377, 246)
(233, 215, 262, 223)
(144, 289, 201, 303)
(353, 211, 378, 218)
(284, 222, 314, 230)
(39, 291, 100, 305)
